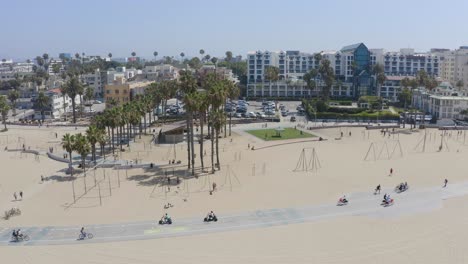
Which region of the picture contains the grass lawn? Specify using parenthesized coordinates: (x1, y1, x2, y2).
(246, 127, 316, 141)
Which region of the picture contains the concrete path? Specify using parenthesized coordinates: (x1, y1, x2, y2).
(1, 181, 467, 246)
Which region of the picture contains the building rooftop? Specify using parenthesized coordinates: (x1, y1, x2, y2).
(341, 43, 365, 52)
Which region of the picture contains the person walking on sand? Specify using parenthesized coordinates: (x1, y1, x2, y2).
(13, 192, 17, 201)
(389, 168, 393, 176)
(375, 184, 381, 194)
(19, 191, 23, 199)
(444, 179, 448, 188)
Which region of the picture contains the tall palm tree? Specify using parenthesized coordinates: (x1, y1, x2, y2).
(196, 92, 209, 170)
(61, 133, 75, 177)
(86, 125, 100, 162)
(97, 130, 107, 160)
(184, 92, 198, 176)
(225, 51, 233, 62)
(199, 49, 205, 61)
(74, 133, 90, 175)
(180, 52, 185, 63)
(226, 81, 240, 136)
(153, 51, 158, 62)
(0, 96, 10, 130)
(179, 71, 198, 173)
(131, 52, 136, 57)
(36, 91, 50, 123)
(212, 110, 225, 170)
(7, 90, 20, 116)
(64, 77, 83, 123)
(84, 86, 94, 112)
(108, 53, 112, 59)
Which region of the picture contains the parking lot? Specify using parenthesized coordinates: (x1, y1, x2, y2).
(227, 100, 307, 123)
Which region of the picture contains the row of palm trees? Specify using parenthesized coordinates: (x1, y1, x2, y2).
(61, 125, 106, 177)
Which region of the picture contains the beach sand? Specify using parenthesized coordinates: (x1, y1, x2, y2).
(1, 124, 468, 263)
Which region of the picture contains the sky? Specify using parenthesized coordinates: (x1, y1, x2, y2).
(1, 0, 468, 61)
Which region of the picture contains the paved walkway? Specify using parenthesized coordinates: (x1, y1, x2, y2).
(1, 181, 467, 246)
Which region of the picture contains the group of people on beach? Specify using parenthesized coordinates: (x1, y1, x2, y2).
(13, 191, 23, 201)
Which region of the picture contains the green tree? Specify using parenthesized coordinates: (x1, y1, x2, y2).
(131, 51, 136, 57)
(188, 57, 202, 70)
(199, 49, 205, 60)
(61, 133, 75, 176)
(7, 90, 20, 116)
(456, 80, 464, 90)
(318, 59, 335, 99)
(86, 125, 100, 162)
(35, 91, 50, 123)
(64, 77, 84, 123)
(372, 64, 386, 96)
(84, 86, 94, 112)
(108, 53, 112, 59)
(0, 96, 10, 130)
(153, 51, 158, 61)
(225, 51, 233, 62)
(74, 133, 91, 174)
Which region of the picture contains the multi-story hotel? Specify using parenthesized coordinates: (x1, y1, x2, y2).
(247, 43, 441, 101)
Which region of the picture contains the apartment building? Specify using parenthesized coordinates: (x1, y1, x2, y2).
(0, 62, 35, 81)
(81, 69, 105, 97)
(33, 88, 79, 120)
(383, 49, 439, 77)
(247, 43, 441, 100)
(437, 47, 468, 90)
(104, 77, 151, 106)
(143, 65, 179, 81)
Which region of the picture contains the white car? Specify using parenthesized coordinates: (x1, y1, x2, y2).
(248, 112, 256, 118)
(235, 113, 242, 118)
(94, 100, 102, 104)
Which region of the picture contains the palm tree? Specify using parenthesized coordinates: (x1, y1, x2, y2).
(42, 53, 49, 64)
(196, 92, 209, 170)
(97, 129, 107, 159)
(199, 49, 205, 60)
(65, 77, 84, 123)
(318, 59, 335, 100)
(212, 110, 225, 170)
(74, 133, 91, 175)
(60, 85, 69, 121)
(36, 91, 50, 123)
(226, 81, 240, 136)
(153, 51, 158, 62)
(61, 133, 75, 177)
(84, 86, 94, 112)
(7, 90, 20, 116)
(204, 54, 211, 62)
(225, 51, 233, 62)
(108, 53, 112, 59)
(372, 64, 386, 97)
(180, 71, 198, 173)
(180, 52, 185, 62)
(183, 92, 198, 176)
(0, 96, 10, 130)
(86, 125, 100, 162)
(131, 52, 136, 57)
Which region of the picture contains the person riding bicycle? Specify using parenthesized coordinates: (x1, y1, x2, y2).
(80, 227, 86, 237)
(161, 213, 171, 223)
(207, 211, 216, 220)
(339, 195, 348, 203)
(12, 229, 18, 240)
(16, 229, 23, 239)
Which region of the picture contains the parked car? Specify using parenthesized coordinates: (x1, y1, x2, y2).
(281, 111, 288, 117)
(290, 116, 296, 122)
(235, 113, 242, 118)
(248, 112, 256, 118)
(94, 100, 103, 104)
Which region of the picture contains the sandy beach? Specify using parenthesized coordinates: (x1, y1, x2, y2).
(1, 123, 468, 263)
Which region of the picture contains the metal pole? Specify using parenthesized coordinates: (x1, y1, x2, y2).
(108, 172, 112, 196)
(98, 182, 102, 206)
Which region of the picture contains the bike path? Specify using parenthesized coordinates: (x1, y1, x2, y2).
(0, 183, 466, 246)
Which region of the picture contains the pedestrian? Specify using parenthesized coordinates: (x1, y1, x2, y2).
(212, 182, 217, 191)
(389, 168, 393, 176)
(375, 184, 381, 194)
(13, 192, 17, 201)
(349, 131, 352, 136)
(41, 175, 44, 182)
(55, 132, 58, 138)
(248, 143, 250, 149)
(444, 179, 448, 188)
(19, 191, 23, 199)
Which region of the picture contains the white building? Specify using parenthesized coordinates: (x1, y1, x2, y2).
(81, 69, 104, 97)
(143, 64, 179, 81)
(34, 88, 80, 120)
(0, 62, 35, 81)
(412, 82, 468, 120)
(437, 47, 468, 90)
(383, 49, 439, 77)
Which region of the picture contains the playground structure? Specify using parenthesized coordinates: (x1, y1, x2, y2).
(293, 148, 321, 172)
(364, 140, 403, 161)
(414, 130, 450, 152)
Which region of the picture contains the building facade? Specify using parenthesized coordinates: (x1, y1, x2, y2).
(104, 78, 150, 106)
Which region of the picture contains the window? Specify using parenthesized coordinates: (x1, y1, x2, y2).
(106, 90, 111, 94)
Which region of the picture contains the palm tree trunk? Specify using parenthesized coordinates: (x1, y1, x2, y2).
(72, 99, 76, 123)
(186, 117, 191, 169)
(190, 113, 195, 176)
(216, 128, 220, 170)
(229, 114, 232, 136)
(111, 128, 115, 154)
(211, 125, 215, 174)
(224, 116, 227, 138)
(69, 151, 73, 177)
(127, 123, 131, 147)
(143, 115, 147, 134)
(120, 126, 123, 151)
(139, 120, 142, 139)
(199, 112, 205, 170)
(62, 96, 67, 121)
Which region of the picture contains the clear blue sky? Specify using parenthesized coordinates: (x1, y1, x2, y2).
(2, 0, 468, 60)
